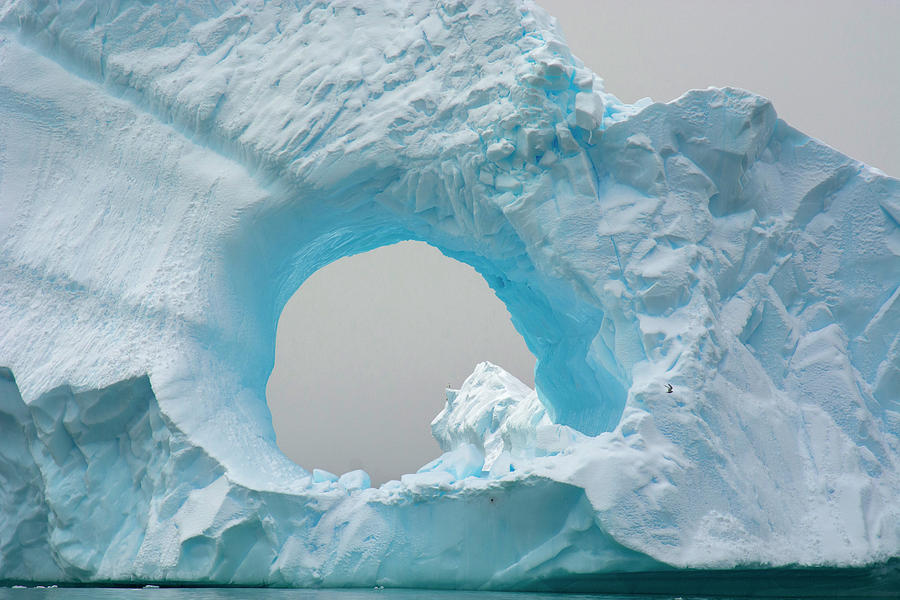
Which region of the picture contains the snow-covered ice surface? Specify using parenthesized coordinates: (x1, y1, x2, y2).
(0, 0, 899, 589)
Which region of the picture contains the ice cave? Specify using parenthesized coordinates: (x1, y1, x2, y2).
(0, 0, 898, 592)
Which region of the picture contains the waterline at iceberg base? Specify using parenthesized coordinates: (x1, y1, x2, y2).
(0, 0, 898, 594)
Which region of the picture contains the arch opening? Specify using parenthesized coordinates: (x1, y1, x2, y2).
(266, 241, 537, 486)
(220, 189, 630, 486)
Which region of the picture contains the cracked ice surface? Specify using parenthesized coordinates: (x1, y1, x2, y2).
(0, 0, 899, 587)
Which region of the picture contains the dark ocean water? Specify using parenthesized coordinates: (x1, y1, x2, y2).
(0, 590, 718, 600)
(0, 582, 894, 600)
(2, 564, 899, 600)
(0, 591, 661, 600)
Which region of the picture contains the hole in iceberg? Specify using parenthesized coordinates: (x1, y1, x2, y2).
(266, 241, 536, 486)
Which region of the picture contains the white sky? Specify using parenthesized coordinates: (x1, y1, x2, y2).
(267, 0, 900, 485)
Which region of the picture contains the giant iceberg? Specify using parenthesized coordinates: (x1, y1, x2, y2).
(1, 0, 899, 590)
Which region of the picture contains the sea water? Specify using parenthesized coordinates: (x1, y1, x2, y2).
(0, 590, 657, 600)
(0, 590, 726, 600)
(1, 571, 900, 600)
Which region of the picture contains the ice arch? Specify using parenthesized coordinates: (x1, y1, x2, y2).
(267, 240, 536, 484)
(0, 0, 638, 487)
(225, 186, 628, 441)
(1, 0, 899, 589)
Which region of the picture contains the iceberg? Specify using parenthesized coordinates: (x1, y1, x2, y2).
(0, 0, 898, 590)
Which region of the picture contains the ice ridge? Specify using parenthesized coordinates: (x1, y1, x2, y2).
(0, 0, 898, 588)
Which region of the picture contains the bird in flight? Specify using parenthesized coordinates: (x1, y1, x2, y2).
(665, 383, 674, 393)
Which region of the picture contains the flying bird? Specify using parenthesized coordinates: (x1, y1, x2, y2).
(665, 383, 674, 393)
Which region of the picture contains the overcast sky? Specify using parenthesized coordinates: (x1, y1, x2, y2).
(267, 0, 900, 485)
